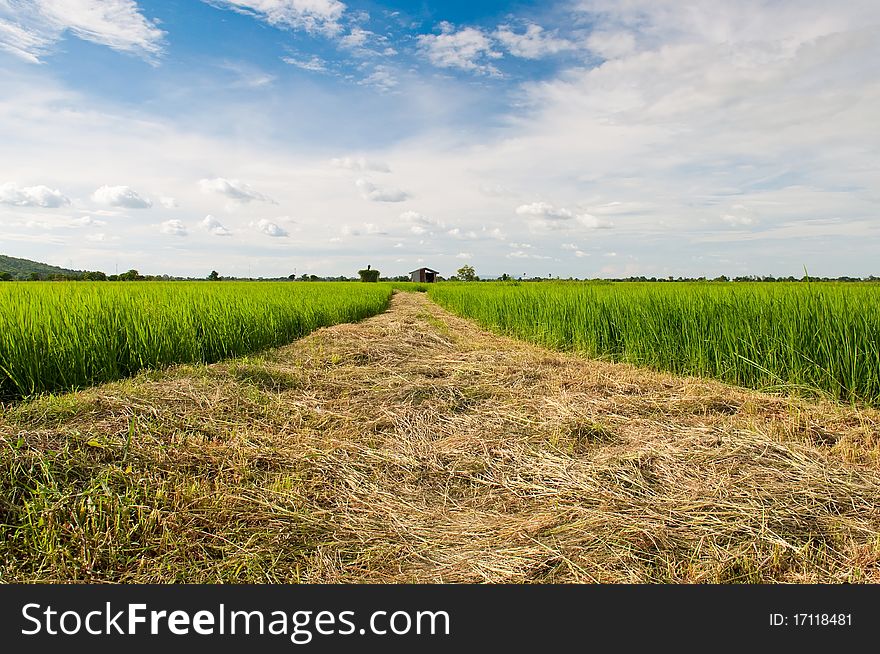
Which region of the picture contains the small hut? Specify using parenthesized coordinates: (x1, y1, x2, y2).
(410, 267, 439, 283)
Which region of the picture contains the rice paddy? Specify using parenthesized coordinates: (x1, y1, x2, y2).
(0, 281, 392, 401)
(429, 281, 880, 407)
(3, 290, 879, 583)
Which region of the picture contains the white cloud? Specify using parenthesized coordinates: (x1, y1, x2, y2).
(160, 219, 187, 236)
(339, 26, 370, 49)
(331, 156, 391, 173)
(0, 0, 164, 63)
(198, 177, 274, 203)
(281, 55, 328, 72)
(72, 215, 106, 226)
(355, 178, 409, 202)
(400, 210, 439, 226)
(516, 202, 613, 231)
(220, 61, 276, 88)
(92, 185, 152, 209)
(576, 213, 613, 229)
(585, 31, 637, 60)
(575, 250, 589, 257)
(494, 23, 575, 59)
(85, 232, 112, 242)
(417, 22, 502, 75)
(206, 0, 346, 36)
(254, 218, 288, 237)
(340, 222, 384, 236)
(561, 243, 578, 250)
(159, 196, 178, 208)
(515, 202, 573, 220)
(507, 250, 550, 259)
(359, 65, 398, 91)
(200, 214, 231, 236)
(455, 252, 472, 259)
(720, 204, 759, 227)
(0, 182, 69, 208)
(721, 214, 757, 227)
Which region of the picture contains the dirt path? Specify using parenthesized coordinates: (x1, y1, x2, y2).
(3, 291, 880, 582)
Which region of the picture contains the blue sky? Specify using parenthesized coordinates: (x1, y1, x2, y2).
(1, 0, 878, 278)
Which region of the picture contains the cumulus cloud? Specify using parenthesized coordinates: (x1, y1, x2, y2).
(516, 202, 612, 230)
(340, 26, 369, 49)
(494, 23, 575, 59)
(206, 0, 346, 36)
(516, 202, 573, 220)
(254, 218, 288, 237)
(358, 65, 398, 91)
(417, 22, 502, 75)
(0, 0, 165, 63)
(355, 178, 409, 202)
(200, 215, 231, 236)
(720, 205, 759, 227)
(92, 185, 152, 208)
(0, 182, 69, 208)
(159, 196, 178, 208)
(198, 177, 274, 203)
(455, 252, 472, 259)
(576, 213, 613, 229)
(400, 210, 441, 227)
(160, 219, 187, 236)
(331, 156, 391, 173)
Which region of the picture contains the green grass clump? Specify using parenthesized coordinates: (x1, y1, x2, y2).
(0, 282, 391, 400)
(429, 281, 880, 406)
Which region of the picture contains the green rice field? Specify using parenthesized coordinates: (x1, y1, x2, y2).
(0, 282, 392, 400)
(429, 281, 880, 406)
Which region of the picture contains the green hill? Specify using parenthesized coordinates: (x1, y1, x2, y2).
(0, 254, 84, 280)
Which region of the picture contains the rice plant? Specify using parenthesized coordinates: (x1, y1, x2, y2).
(429, 281, 880, 406)
(0, 282, 391, 400)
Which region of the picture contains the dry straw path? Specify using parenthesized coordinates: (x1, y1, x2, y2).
(3, 290, 880, 582)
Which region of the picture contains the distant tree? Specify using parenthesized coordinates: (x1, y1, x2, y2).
(309, 274, 319, 282)
(358, 265, 380, 282)
(208, 270, 220, 281)
(499, 273, 510, 281)
(118, 269, 140, 281)
(288, 274, 297, 280)
(28, 272, 42, 281)
(0, 271, 12, 281)
(457, 264, 477, 281)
